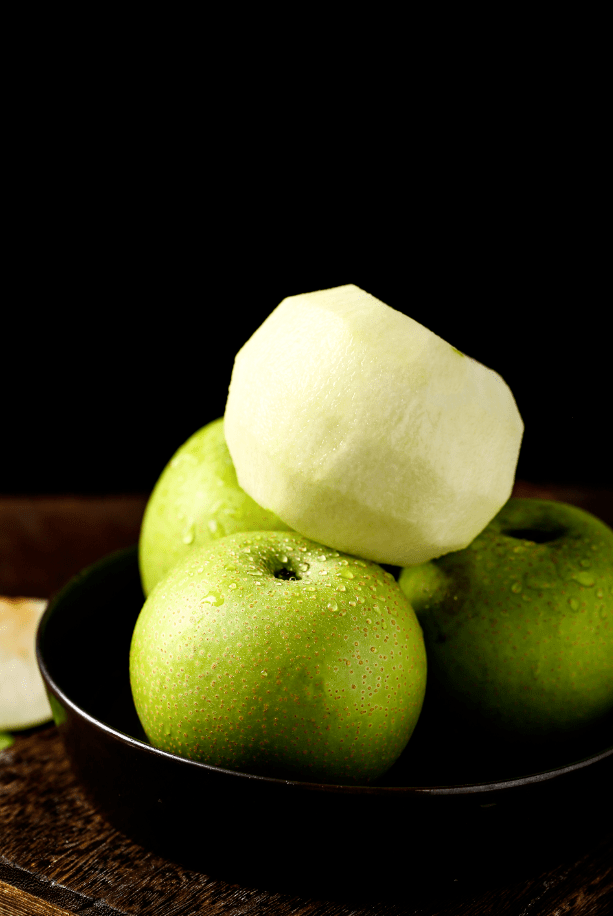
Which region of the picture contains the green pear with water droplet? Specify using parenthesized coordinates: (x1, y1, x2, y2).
(130, 531, 427, 783)
(399, 499, 613, 740)
(139, 418, 293, 596)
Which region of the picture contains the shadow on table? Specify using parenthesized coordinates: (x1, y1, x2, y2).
(113, 791, 611, 908)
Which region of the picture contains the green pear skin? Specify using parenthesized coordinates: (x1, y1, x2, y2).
(399, 499, 613, 740)
(139, 418, 292, 596)
(130, 531, 427, 784)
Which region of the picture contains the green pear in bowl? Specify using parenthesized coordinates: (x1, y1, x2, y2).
(399, 499, 613, 742)
(130, 531, 427, 784)
(139, 418, 292, 596)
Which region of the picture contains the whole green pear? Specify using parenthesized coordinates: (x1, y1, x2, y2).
(130, 531, 427, 784)
(138, 418, 292, 596)
(399, 499, 613, 741)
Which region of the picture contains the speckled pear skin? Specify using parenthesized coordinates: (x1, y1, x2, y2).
(138, 418, 292, 597)
(399, 499, 613, 741)
(130, 531, 427, 784)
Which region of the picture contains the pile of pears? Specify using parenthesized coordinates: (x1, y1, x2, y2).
(130, 286, 613, 784)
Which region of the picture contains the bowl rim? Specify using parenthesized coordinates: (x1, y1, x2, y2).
(36, 545, 613, 800)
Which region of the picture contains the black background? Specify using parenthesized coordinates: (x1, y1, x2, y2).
(1, 21, 609, 498)
(2, 99, 608, 497)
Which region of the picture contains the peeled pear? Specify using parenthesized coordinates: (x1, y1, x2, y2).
(224, 284, 523, 567)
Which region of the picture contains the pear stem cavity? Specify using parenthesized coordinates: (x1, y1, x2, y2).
(273, 566, 301, 581)
(502, 527, 568, 544)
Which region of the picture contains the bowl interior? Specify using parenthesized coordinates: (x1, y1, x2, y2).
(37, 545, 613, 792)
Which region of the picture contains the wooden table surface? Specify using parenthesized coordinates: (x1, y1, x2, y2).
(1, 483, 613, 915)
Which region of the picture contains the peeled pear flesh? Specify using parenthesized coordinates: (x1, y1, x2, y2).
(224, 284, 524, 567)
(0, 596, 52, 731)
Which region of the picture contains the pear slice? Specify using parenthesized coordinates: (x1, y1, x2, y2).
(0, 596, 52, 731)
(224, 284, 524, 567)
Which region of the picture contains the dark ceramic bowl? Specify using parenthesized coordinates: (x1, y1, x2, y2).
(37, 546, 613, 896)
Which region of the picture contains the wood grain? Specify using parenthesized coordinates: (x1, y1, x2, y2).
(0, 879, 76, 916)
(1, 488, 613, 914)
(0, 494, 148, 599)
